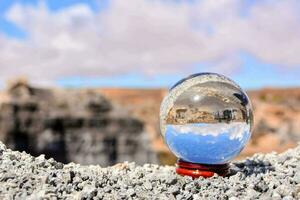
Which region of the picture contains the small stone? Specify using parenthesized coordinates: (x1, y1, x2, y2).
(282, 196, 294, 200)
(293, 172, 300, 183)
(127, 188, 135, 196)
(144, 181, 152, 190)
(272, 192, 282, 200)
(166, 177, 177, 185)
(170, 186, 180, 195)
(55, 162, 64, 169)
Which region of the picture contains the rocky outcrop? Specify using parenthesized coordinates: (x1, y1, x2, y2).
(0, 81, 157, 166)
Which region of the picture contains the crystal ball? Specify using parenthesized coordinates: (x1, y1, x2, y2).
(160, 73, 253, 164)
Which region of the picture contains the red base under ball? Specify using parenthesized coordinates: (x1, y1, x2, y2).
(176, 159, 229, 178)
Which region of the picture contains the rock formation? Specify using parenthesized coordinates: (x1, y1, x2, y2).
(0, 80, 157, 166)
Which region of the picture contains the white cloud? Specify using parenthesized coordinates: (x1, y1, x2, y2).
(0, 0, 299, 86)
(170, 122, 250, 141)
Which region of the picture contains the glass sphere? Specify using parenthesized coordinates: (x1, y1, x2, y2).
(160, 73, 253, 164)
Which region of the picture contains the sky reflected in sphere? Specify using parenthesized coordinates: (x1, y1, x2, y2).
(160, 73, 253, 164)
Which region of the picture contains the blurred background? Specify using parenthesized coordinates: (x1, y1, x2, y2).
(0, 0, 299, 166)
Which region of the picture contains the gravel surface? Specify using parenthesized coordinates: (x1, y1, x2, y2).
(0, 142, 300, 200)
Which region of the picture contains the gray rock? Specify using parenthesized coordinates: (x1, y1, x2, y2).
(0, 142, 300, 199)
(0, 81, 158, 166)
(293, 171, 300, 183)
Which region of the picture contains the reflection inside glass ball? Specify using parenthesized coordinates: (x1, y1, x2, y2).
(160, 73, 253, 164)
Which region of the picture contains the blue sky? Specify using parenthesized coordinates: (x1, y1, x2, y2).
(0, 0, 299, 89)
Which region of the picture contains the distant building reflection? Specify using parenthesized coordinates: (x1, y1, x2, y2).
(166, 106, 249, 124)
